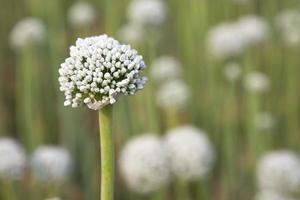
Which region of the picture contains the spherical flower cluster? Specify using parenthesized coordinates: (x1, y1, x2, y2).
(164, 125, 215, 182)
(10, 17, 45, 49)
(207, 22, 245, 58)
(31, 145, 72, 183)
(223, 62, 241, 82)
(150, 56, 182, 83)
(68, 2, 96, 27)
(127, 0, 167, 27)
(117, 23, 144, 45)
(119, 134, 170, 194)
(255, 190, 296, 200)
(275, 10, 300, 46)
(244, 72, 270, 93)
(156, 79, 190, 111)
(0, 138, 26, 180)
(257, 151, 300, 194)
(254, 112, 275, 131)
(58, 35, 147, 110)
(237, 15, 269, 46)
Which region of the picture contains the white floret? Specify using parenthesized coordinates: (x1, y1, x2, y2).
(164, 125, 215, 182)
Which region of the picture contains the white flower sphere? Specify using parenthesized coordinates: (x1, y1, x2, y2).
(238, 15, 269, 46)
(0, 138, 26, 180)
(156, 79, 190, 110)
(223, 62, 241, 82)
(119, 134, 170, 194)
(127, 0, 167, 27)
(207, 22, 245, 58)
(150, 56, 182, 83)
(58, 34, 147, 110)
(164, 125, 215, 182)
(244, 72, 270, 93)
(254, 112, 275, 131)
(255, 190, 296, 200)
(275, 10, 300, 45)
(68, 2, 96, 27)
(257, 151, 300, 194)
(117, 23, 144, 45)
(10, 17, 45, 49)
(31, 146, 72, 183)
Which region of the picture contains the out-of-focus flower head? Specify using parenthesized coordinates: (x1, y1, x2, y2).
(164, 125, 215, 182)
(237, 15, 269, 46)
(119, 134, 170, 194)
(275, 10, 300, 46)
(31, 145, 72, 183)
(10, 17, 45, 49)
(244, 71, 270, 93)
(0, 138, 26, 180)
(68, 2, 96, 27)
(254, 112, 276, 131)
(156, 79, 190, 111)
(150, 56, 182, 83)
(207, 22, 245, 59)
(257, 151, 300, 194)
(223, 62, 242, 82)
(117, 23, 145, 45)
(255, 190, 296, 200)
(58, 34, 147, 110)
(127, 0, 167, 27)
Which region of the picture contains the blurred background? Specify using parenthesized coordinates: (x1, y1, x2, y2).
(0, 0, 300, 199)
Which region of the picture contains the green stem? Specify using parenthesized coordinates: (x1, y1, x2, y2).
(99, 106, 114, 200)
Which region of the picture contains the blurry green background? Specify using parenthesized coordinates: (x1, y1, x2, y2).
(0, 0, 300, 199)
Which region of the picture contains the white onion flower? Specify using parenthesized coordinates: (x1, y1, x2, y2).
(207, 22, 245, 59)
(68, 2, 96, 27)
(127, 0, 167, 27)
(254, 112, 275, 131)
(257, 151, 300, 194)
(156, 79, 190, 110)
(244, 72, 270, 93)
(223, 62, 241, 82)
(58, 34, 147, 110)
(237, 15, 269, 46)
(31, 146, 72, 183)
(255, 190, 296, 200)
(150, 56, 182, 83)
(119, 134, 170, 194)
(10, 17, 45, 49)
(164, 125, 215, 182)
(117, 23, 144, 45)
(0, 138, 26, 180)
(275, 10, 300, 46)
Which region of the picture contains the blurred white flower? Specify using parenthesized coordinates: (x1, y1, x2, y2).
(164, 125, 215, 182)
(68, 2, 96, 27)
(45, 198, 61, 200)
(31, 145, 72, 183)
(255, 190, 296, 200)
(257, 151, 300, 194)
(119, 134, 170, 194)
(254, 112, 275, 131)
(275, 10, 300, 46)
(150, 56, 182, 83)
(117, 23, 144, 45)
(0, 138, 26, 180)
(127, 0, 167, 27)
(156, 79, 190, 110)
(244, 72, 270, 93)
(58, 34, 147, 110)
(223, 62, 241, 82)
(238, 15, 269, 46)
(10, 17, 45, 49)
(207, 22, 245, 58)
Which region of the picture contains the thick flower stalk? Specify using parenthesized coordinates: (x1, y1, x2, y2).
(58, 34, 147, 200)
